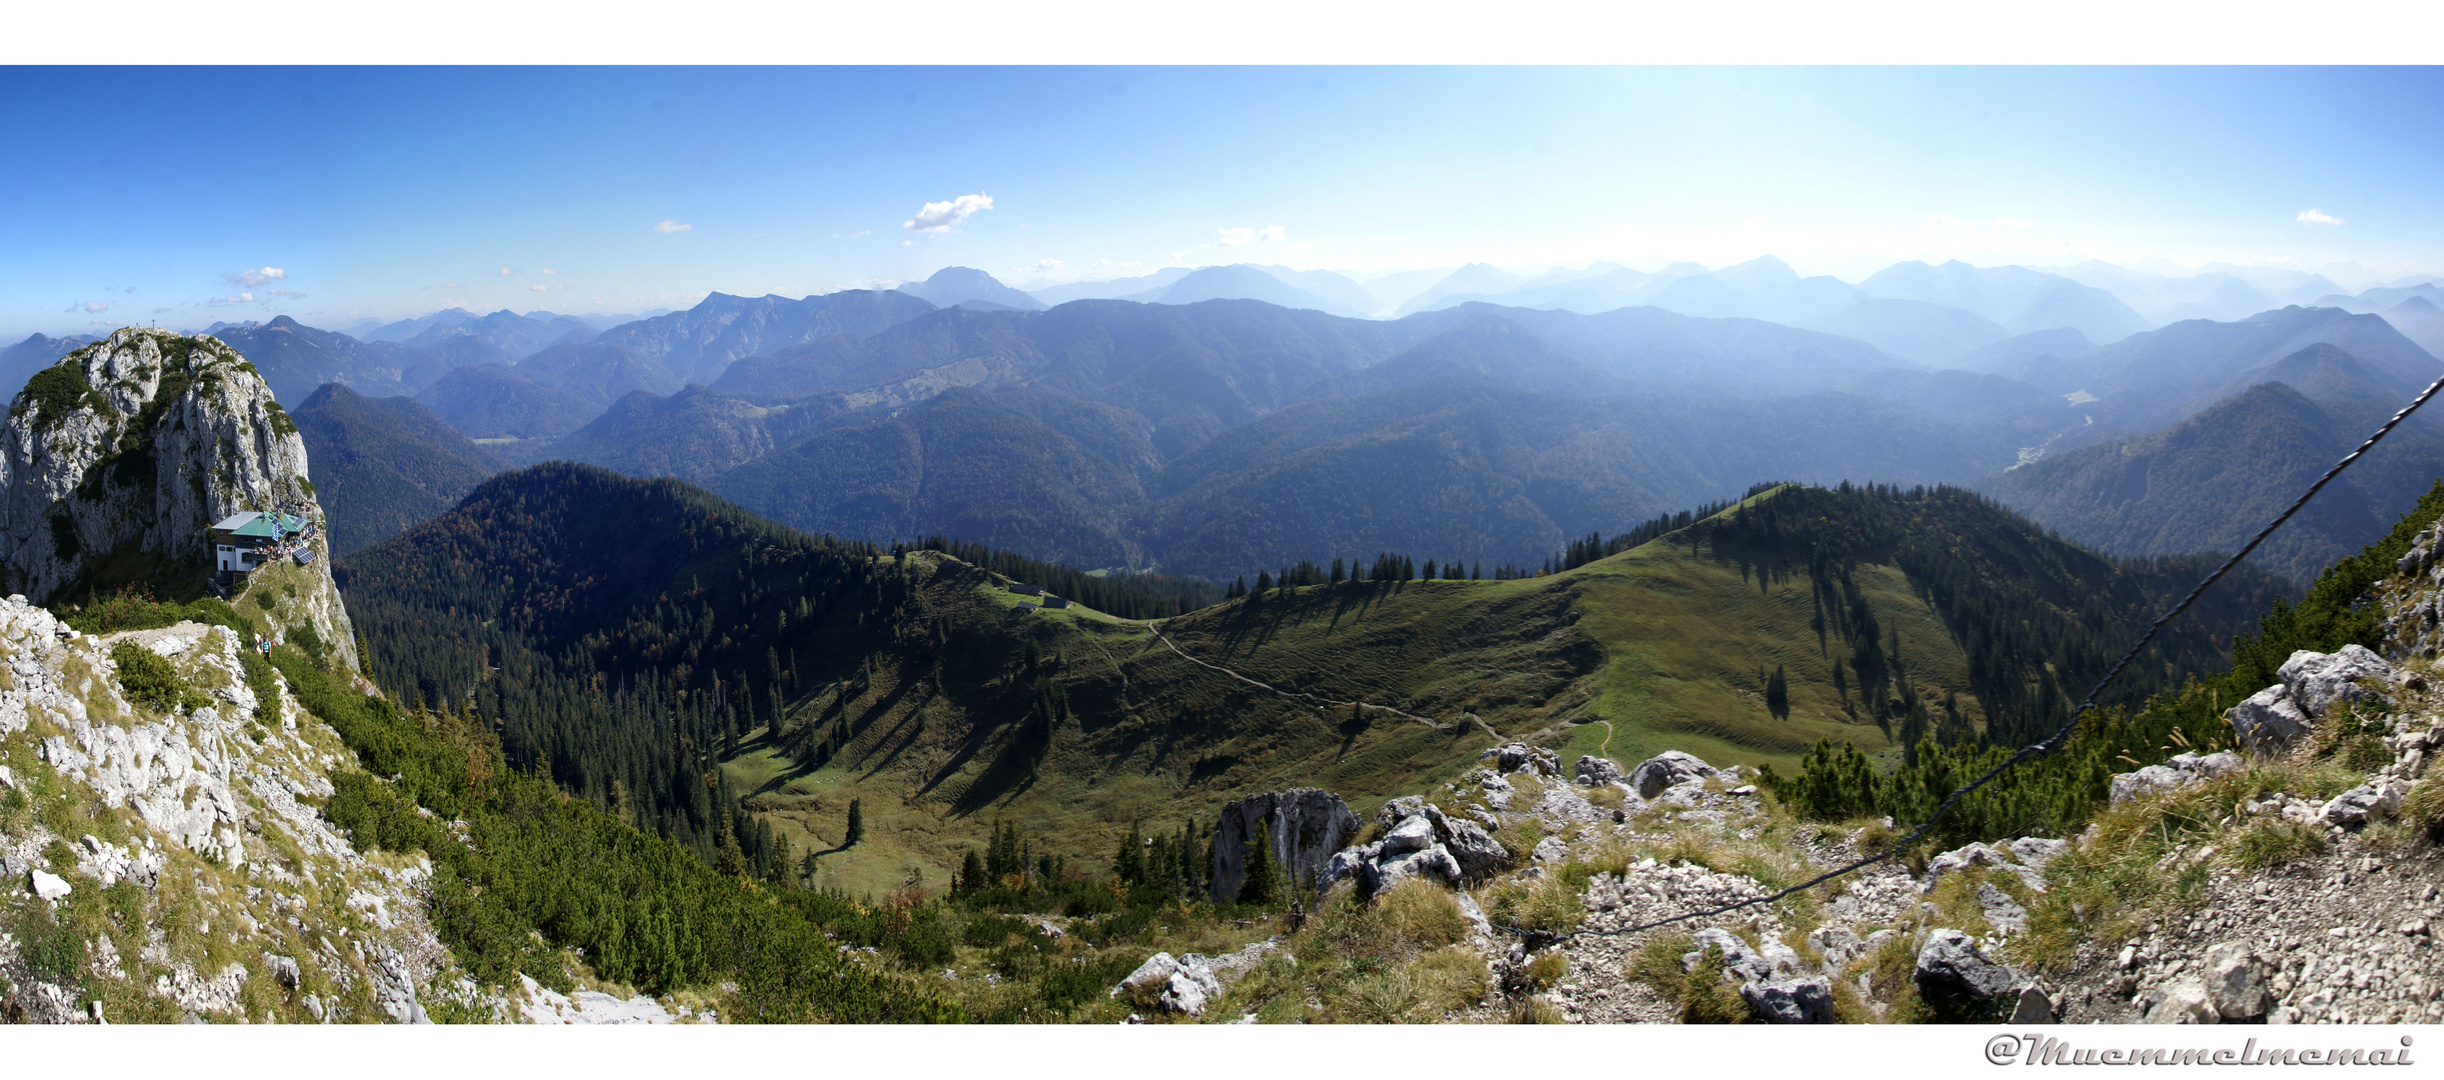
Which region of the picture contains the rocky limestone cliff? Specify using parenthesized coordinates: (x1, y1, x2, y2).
(0, 328, 356, 672)
(0, 597, 457, 1022)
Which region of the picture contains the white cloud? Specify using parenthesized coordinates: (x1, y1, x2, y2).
(655, 219, 692, 233)
(208, 292, 255, 305)
(1038, 258, 1064, 270)
(1994, 218, 2036, 229)
(2298, 208, 2345, 226)
(530, 284, 548, 292)
(66, 299, 108, 313)
(1216, 224, 1287, 247)
(222, 266, 286, 288)
(901, 240, 914, 248)
(904, 193, 993, 234)
(1923, 214, 1967, 231)
(494, 268, 514, 276)
(443, 282, 460, 289)
(264, 289, 305, 299)
(542, 268, 557, 275)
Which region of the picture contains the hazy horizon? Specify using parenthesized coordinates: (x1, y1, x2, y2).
(8, 66, 2443, 340)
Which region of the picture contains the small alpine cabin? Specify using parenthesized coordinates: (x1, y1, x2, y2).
(210, 511, 309, 576)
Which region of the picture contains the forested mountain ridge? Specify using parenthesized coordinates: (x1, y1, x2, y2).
(291, 382, 503, 554)
(340, 468, 2285, 903)
(1982, 373, 2444, 586)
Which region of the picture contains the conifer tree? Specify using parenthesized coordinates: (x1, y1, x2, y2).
(1114, 824, 1145, 886)
(1422, 559, 1437, 581)
(1237, 821, 1279, 905)
(715, 817, 747, 877)
(1330, 557, 1345, 584)
(844, 798, 865, 848)
(1765, 664, 1790, 720)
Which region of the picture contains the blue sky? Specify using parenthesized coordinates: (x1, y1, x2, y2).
(4, 66, 2441, 339)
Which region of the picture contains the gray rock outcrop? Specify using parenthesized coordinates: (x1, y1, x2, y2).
(1741, 976, 1836, 1023)
(1574, 755, 1622, 786)
(1630, 750, 1719, 798)
(2107, 751, 2241, 806)
(1315, 797, 1509, 899)
(1914, 928, 2030, 1015)
(1111, 951, 1223, 1016)
(0, 592, 458, 1023)
(1207, 788, 1360, 904)
(1482, 742, 1558, 777)
(2226, 646, 2394, 752)
(2319, 779, 2409, 828)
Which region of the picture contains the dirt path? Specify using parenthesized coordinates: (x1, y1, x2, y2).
(1144, 621, 1503, 742)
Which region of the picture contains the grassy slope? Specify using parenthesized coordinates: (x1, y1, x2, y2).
(735, 492, 1955, 899)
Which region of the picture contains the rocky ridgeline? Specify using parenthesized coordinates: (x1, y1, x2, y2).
(0, 328, 355, 671)
(0, 595, 449, 1022)
(1114, 540, 2444, 1023)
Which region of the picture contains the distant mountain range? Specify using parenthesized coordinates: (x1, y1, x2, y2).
(21, 257, 2438, 589)
(1982, 346, 2444, 585)
(545, 300, 2085, 575)
(587, 289, 937, 385)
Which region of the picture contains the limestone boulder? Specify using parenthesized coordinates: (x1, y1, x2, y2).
(1683, 927, 1777, 985)
(1914, 929, 2028, 1014)
(1482, 742, 1559, 777)
(2276, 645, 2393, 718)
(1740, 976, 1836, 1024)
(1630, 750, 1719, 799)
(2201, 941, 2269, 1020)
(2143, 977, 2219, 1025)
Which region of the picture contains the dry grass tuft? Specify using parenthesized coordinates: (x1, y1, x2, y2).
(2403, 776, 2444, 841)
(1215, 879, 1492, 1023)
(1477, 868, 1586, 937)
(1411, 946, 1492, 1013)
(1506, 996, 1566, 1023)
(1369, 878, 1472, 950)
(1624, 932, 1748, 1023)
